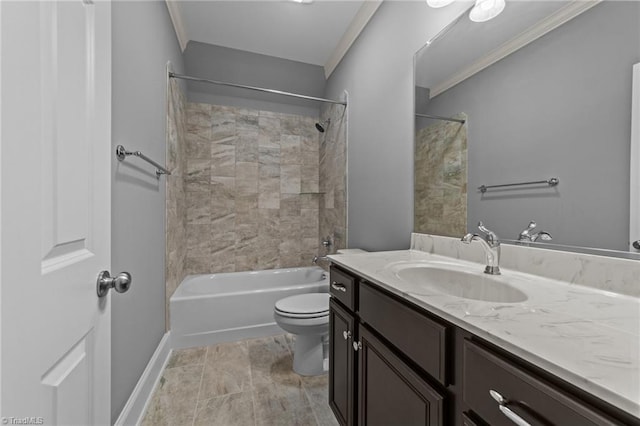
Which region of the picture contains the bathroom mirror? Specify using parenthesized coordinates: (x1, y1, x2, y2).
(414, 1, 640, 258)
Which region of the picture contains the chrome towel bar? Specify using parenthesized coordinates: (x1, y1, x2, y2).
(115, 145, 171, 177)
(478, 177, 558, 193)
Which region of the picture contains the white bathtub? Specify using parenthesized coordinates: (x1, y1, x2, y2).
(170, 266, 329, 348)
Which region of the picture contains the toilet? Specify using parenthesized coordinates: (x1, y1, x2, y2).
(273, 248, 367, 376)
(274, 293, 331, 376)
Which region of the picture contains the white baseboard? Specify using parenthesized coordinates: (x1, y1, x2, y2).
(114, 331, 173, 426)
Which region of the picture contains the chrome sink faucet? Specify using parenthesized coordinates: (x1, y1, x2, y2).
(518, 221, 552, 243)
(462, 221, 501, 275)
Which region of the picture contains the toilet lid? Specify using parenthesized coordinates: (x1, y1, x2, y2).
(275, 293, 330, 316)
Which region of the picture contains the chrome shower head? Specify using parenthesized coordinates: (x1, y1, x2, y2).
(315, 119, 330, 133)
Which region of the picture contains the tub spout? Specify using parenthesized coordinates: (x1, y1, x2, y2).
(312, 255, 330, 264)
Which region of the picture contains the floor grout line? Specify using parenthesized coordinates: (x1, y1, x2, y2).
(246, 339, 259, 426)
(191, 346, 209, 426)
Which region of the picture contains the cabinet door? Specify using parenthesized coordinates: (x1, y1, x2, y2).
(330, 298, 357, 426)
(358, 325, 445, 426)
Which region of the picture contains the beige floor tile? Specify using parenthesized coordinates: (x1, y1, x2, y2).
(141, 335, 336, 426)
(140, 364, 203, 426)
(166, 346, 208, 369)
(253, 382, 316, 426)
(194, 392, 255, 426)
(248, 335, 294, 386)
(301, 375, 339, 426)
(199, 341, 252, 400)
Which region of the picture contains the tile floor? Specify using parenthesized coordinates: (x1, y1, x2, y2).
(141, 334, 339, 426)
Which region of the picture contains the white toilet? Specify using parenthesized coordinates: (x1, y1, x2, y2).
(273, 248, 367, 376)
(274, 293, 331, 376)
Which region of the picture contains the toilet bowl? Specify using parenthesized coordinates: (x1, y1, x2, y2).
(274, 293, 330, 376)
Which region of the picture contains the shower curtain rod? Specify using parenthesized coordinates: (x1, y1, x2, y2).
(169, 72, 347, 106)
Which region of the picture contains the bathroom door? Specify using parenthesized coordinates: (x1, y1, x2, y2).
(0, 1, 112, 424)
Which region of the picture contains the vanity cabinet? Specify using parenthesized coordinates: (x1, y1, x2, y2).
(328, 265, 639, 426)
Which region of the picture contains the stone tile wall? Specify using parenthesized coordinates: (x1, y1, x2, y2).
(166, 78, 187, 327)
(319, 104, 348, 253)
(183, 103, 323, 274)
(414, 113, 467, 237)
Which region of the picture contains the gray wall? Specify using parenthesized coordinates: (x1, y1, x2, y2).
(325, 1, 470, 251)
(424, 2, 639, 251)
(111, 2, 184, 421)
(184, 41, 326, 117)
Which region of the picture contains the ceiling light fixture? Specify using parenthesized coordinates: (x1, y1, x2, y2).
(469, 0, 506, 22)
(426, 0, 456, 8)
(290, 0, 314, 4)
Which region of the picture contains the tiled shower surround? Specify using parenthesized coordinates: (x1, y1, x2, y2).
(166, 79, 187, 325)
(167, 101, 347, 278)
(414, 113, 467, 237)
(319, 103, 347, 252)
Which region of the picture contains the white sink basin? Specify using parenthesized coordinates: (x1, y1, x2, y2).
(390, 262, 528, 303)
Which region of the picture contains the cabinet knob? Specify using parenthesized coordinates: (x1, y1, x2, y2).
(343, 330, 352, 340)
(353, 341, 362, 351)
(489, 390, 532, 426)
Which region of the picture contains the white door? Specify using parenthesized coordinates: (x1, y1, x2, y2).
(1, 1, 112, 424)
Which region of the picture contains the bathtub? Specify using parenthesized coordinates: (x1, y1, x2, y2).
(170, 266, 329, 348)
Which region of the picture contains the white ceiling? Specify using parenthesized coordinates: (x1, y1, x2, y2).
(173, 1, 367, 67)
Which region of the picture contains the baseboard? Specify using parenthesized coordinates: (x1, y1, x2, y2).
(171, 323, 283, 349)
(114, 331, 173, 426)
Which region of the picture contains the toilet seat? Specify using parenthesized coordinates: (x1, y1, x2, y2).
(275, 293, 330, 318)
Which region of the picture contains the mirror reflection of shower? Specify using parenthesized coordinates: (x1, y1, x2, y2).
(315, 119, 330, 133)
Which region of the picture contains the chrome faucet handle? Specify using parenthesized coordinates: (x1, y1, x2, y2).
(533, 231, 553, 242)
(518, 221, 537, 241)
(477, 221, 499, 246)
(461, 233, 479, 243)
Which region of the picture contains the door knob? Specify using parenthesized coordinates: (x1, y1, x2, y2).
(633, 240, 640, 250)
(96, 271, 132, 297)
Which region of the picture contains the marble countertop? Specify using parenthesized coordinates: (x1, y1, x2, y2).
(328, 249, 640, 418)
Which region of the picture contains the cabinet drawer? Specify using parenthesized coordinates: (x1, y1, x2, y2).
(463, 340, 619, 426)
(358, 282, 449, 385)
(330, 266, 356, 311)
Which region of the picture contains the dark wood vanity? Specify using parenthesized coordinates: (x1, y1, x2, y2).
(328, 264, 640, 426)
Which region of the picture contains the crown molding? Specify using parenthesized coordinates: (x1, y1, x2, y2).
(430, 0, 601, 98)
(324, 0, 383, 79)
(165, 1, 188, 52)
